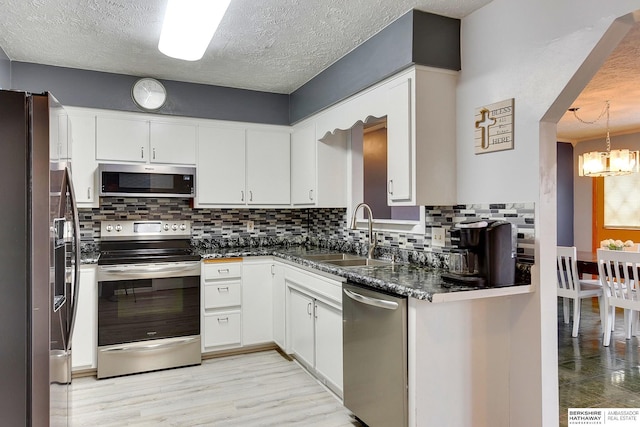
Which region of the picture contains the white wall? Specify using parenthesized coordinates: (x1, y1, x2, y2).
(460, 1, 639, 425)
(572, 132, 640, 252)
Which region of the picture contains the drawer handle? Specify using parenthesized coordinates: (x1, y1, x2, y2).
(218, 268, 230, 274)
(217, 317, 229, 323)
(218, 287, 229, 292)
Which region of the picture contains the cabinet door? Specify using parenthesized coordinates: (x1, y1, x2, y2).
(272, 263, 286, 349)
(68, 114, 98, 207)
(96, 116, 149, 162)
(150, 122, 196, 165)
(291, 123, 316, 205)
(246, 129, 290, 205)
(242, 262, 273, 346)
(386, 78, 412, 204)
(315, 300, 343, 393)
(288, 287, 315, 368)
(197, 126, 246, 205)
(71, 266, 97, 370)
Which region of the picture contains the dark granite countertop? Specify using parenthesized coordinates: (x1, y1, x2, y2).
(199, 246, 532, 302)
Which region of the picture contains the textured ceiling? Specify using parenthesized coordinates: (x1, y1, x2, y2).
(557, 23, 640, 142)
(0, 0, 491, 94)
(1, 1, 636, 141)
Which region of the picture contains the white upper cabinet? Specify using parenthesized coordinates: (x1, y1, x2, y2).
(197, 126, 246, 205)
(68, 113, 98, 207)
(246, 129, 291, 205)
(96, 116, 196, 165)
(96, 116, 149, 162)
(290, 122, 348, 208)
(314, 66, 457, 206)
(291, 123, 316, 205)
(386, 77, 413, 204)
(149, 122, 196, 165)
(411, 67, 457, 206)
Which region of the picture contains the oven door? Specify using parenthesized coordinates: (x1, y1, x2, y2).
(97, 261, 200, 347)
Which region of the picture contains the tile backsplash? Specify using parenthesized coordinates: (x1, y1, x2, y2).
(79, 198, 535, 264)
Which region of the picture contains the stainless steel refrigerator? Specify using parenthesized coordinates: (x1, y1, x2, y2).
(0, 90, 80, 426)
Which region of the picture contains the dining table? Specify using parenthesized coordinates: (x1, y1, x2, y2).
(576, 251, 599, 277)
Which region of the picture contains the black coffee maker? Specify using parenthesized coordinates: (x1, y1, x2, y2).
(443, 218, 516, 287)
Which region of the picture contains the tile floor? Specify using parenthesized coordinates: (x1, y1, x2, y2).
(558, 298, 640, 426)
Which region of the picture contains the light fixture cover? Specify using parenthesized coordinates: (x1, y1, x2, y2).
(578, 149, 639, 177)
(158, 0, 231, 61)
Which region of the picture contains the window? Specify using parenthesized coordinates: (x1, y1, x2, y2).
(604, 174, 640, 228)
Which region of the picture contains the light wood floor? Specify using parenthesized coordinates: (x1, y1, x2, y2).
(67, 350, 362, 426)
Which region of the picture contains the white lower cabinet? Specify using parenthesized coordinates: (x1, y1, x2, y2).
(285, 266, 344, 397)
(242, 259, 274, 346)
(201, 261, 242, 352)
(272, 262, 286, 349)
(314, 299, 343, 392)
(289, 288, 315, 367)
(72, 265, 97, 371)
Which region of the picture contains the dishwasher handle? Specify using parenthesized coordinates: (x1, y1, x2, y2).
(343, 288, 399, 310)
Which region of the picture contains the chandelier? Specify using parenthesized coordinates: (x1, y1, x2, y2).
(575, 101, 639, 177)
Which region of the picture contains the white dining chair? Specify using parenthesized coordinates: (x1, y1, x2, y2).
(557, 246, 603, 337)
(597, 249, 640, 347)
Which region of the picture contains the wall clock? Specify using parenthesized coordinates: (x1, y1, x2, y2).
(131, 78, 167, 111)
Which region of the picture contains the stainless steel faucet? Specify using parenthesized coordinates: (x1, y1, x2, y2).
(350, 202, 377, 259)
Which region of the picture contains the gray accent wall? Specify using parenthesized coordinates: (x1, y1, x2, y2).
(11, 62, 289, 125)
(0, 46, 10, 89)
(557, 142, 574, 246)
(289, 10, 460, 124)
(5, 9, 459, 126)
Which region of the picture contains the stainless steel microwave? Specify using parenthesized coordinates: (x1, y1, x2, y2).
(98, 163, 195, 198)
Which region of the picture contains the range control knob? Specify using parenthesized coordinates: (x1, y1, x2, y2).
(163, 223, 170, 231)
(115, 224, 123, 232)
(179, 223, 187, 231)
(171, 224, 178, 231)
(105, 224, 113, 232)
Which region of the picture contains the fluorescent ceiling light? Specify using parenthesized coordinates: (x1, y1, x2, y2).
(158, 0, 231, 61)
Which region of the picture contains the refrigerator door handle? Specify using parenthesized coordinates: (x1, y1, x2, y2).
(64, 166, 81, 351)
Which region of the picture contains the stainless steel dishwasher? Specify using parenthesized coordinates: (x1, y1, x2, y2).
(342, 282, 408, 427)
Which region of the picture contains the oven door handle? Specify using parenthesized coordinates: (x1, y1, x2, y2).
(102, 337, 199, 353)
(100, 263, 199, 277)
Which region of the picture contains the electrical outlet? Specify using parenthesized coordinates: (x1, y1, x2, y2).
(432, 227, 445, 247)
(247, 220, 255, 232)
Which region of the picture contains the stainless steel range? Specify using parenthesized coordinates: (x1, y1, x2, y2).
(97, 220, 201, 379)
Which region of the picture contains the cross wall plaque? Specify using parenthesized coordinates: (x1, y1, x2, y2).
(474, 98, 514, 154)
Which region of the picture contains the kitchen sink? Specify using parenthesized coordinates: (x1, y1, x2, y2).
(302, 253, 363, 261)
(324, 258, 391, 267)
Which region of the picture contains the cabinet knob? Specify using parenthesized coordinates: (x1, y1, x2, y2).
(309, 189, 314, 201)
(153, 148, 156, 160)
(218, 286, 229, 292)
(141, 146, 144, 159)
(241, 190, 244, 202)
(388, 179, 394, 195)
(217, 317, 229, 323)
(218, 268, 230, 274)
(87, 187, 91, 199)
(307, 302, 312, 316)
(249, 190, 253, 202)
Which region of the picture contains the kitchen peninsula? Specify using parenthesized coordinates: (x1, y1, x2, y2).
(197, 244, 534, 426)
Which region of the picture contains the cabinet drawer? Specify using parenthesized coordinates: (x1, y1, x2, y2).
(204, 282, 241, 309)
(203, 261, 242, 280)
(203, 311, 241, 348)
